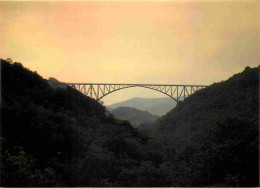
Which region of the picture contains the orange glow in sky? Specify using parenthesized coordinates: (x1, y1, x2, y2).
(1, 1, 259, 104)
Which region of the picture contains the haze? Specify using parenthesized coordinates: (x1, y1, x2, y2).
(1, 1, 259, 105)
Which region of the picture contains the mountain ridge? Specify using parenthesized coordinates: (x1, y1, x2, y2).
(110, 106, 159, 127)
(108, 97, 178, 116)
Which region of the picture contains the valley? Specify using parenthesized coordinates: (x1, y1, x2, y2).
(1, 58, 259, 187)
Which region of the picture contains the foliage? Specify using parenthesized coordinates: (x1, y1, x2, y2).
(1, 149, 58, 186)
(1, 58, 258, 186)
(148, 65, 259, 186)
(0, 59, 164, 186)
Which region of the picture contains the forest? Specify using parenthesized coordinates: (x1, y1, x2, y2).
(0, 58, 259, 186)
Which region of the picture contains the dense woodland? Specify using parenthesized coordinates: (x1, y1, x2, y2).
(0, 58, 259, 186)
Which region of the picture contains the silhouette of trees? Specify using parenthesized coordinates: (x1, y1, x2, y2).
(0, 58, 164, 186)
(0, 58, 258, 186)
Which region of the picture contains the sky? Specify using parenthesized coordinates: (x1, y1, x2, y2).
(0, 1, 259, 105)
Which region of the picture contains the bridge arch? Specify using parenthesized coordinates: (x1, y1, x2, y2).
(99, 85, 177, 102)
(67, 83, 207, 102)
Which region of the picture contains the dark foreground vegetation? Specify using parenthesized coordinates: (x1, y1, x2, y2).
(0, 58, 259, 186)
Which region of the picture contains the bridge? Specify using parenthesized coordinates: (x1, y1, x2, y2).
(66, 83, 207, 102)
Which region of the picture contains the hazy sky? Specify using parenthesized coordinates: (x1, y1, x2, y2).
(1, 1, 259, 105)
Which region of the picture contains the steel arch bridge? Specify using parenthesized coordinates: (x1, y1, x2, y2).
(66, 83, 207, 102)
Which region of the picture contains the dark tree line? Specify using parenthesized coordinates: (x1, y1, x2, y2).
(0, 59, 167, 186)
(141, 65, 259, 186)
(0, 58, 259, 186)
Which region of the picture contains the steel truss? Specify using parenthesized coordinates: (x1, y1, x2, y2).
(66, 83, 207, 102)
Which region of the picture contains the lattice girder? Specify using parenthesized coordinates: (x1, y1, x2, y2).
(66, 83, 207, 102)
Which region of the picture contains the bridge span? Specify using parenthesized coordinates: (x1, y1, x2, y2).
(66, 83, 207, 102)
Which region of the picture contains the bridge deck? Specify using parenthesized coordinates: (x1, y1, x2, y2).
(65, 83, 207, 87)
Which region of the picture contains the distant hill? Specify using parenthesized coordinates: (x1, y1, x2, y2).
(48, 77, 67, 88)
(108, 97, 179, 116)
(110, 107, 159, 127)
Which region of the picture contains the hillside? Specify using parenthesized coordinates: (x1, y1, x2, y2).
(108, 97, 178, 116)
(0, 59, 167, 187)
(143, 66, 259, 186)
(1, 58, 258, 187)
(111, 107, 159, 127)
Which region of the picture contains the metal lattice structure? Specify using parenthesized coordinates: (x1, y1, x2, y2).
(66, 83, 207, 102)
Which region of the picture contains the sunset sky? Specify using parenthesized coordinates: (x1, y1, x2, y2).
(1, 1, 259, 105)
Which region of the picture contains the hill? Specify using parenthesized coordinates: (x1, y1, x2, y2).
(108, 97, 178, 116)
(0, 59, 169, 187)
(110, 107, 159, 127)
(1, 58, 258, 187)
(142, 66, 259, 186)
(47, 77, 67, 88)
